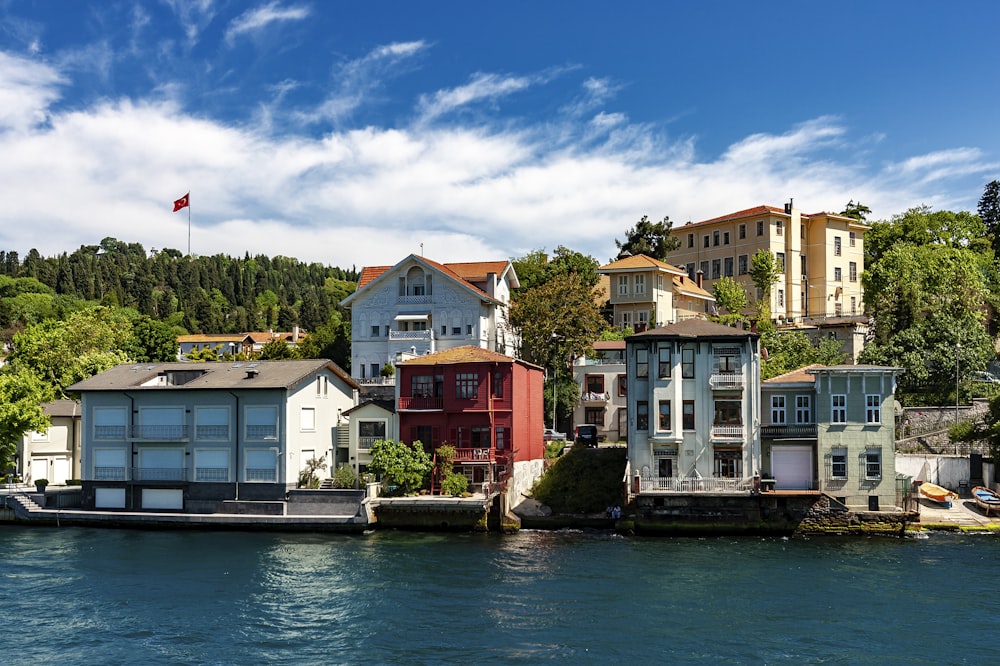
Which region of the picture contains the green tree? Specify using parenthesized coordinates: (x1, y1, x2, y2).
(512, 246, 601, 294)
(840, 200, 872, 221)
(297, 454, 327, 489)
(760, 330, 847, 380)
(368, 439, 433, 495)
(258, 338, 297, 360)
(614, 215, 680, 261)
(0, 369, 54, 475)
(979, 180, 1000, 252)
(711, 276, 748, 327)
(126, 316, 178, 362)
(749, 249, 780, 324)
(295, 312, 351, 369)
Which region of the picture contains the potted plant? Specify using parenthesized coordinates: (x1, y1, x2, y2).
(34, 478, 49, 493)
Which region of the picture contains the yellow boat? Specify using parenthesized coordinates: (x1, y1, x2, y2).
(919, 482, 958, 507)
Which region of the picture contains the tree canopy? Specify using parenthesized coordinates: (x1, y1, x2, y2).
(614, 215, 680, 262)
(367, 439, 433, 495)
(0, 369, 54, 476)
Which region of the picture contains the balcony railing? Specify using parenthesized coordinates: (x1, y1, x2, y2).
(194, 467, 230, 482)
(452, 447, 493, 462)
(389, 330, 433, 341)
(359, 436, 383, 449)
(354, 376, 396, 386)
(397, 295, 432, 304)
(246, 467, 277, 482)
(94, 425, 127, 440)
(581, 391, 611, 404)
(246, 425, 278, 440)
(94, 466, 127, 481)
(761, 424, 818, 439)
(195, 425, 229, 440)
(638, 476, 753, 493)
(130, 424, 189, 441)
(132, 467, 187, 481)
(710, 425, 745, 441)
(398, 396, 443, 410)
(709, 373, 745, 390)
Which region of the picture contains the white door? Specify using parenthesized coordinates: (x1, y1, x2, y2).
(31, 458, 48, 484)
(52, 458, 70, 485)
(772, 446, 813, 490)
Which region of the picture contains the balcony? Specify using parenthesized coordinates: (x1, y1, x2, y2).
(246, 467, 277, 482)
(710, 425, 745, 442)
(452, 447, 494, 463)
(581, 391, 611, 404)
(194, 467, 230, 482)
(354, 376, 395, 386)
(709, 373, 745, 391)
(131, 467, 187, 482)
(389, 329, 434, 341)
(358, 436, 383, 449)
(94, 466, 127, 481)
(130, 424, 189, 441)
(246, 425, 278, 440)
(398, 396, 443, 411)
(761, 424, 818, 440)
(397, 295, 433, 305)
(638, 476, 753, 493)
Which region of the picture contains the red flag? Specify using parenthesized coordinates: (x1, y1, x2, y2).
(173, 193, 190, 212)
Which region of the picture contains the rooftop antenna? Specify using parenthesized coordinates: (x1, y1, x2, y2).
(420, 242, 424, 256)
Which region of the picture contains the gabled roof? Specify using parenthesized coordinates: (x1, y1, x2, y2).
(762, 364, 823, 386)
(672, 275, 714, 301)
(43, 399, 81, 418)
(398, 345, 542, 371)
(342, 254, 516, 307)
(599, 254, 686, 275)
(342, 398, 395, 416)
(676, 205, 870, 232)
(68, 359, 357, 392)
(177, 333, 251, 344)
(627, 318, 758, 341)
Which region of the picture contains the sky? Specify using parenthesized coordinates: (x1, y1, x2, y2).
(1, 1, 998, 270)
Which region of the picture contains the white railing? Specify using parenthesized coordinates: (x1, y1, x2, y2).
(711, 425, 744, 440)
(581, 391, 611, 402)
(397, 295, 432, 304)
(354, 376, 396, 386)
(709, 373, 745, 389)
(389, 330, 433, 341)
(195, 467, 229, 482)
(246, 467, 277, 482)
(358, 436, 381, 449)
(639, 476, 753, 493)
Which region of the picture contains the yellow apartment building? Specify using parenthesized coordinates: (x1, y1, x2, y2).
(668, 201, 868, 324)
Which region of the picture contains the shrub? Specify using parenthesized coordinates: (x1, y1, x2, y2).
(441, 472, 469, 497)
(332, 463, 359, 489)
(545, 441, 566, 458)
(297, 455, 327, 489)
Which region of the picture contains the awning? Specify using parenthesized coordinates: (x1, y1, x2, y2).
(394, 314, 430, 321)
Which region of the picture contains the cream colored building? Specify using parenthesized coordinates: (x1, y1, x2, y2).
(599, 255, 714, 331)
(669, 202, 868, 324)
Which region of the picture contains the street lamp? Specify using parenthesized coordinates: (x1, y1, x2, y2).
(551, 332, 559, 432)
(956, 342, 961, 424)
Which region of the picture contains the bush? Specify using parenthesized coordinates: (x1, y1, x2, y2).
(441, 472, 469, 497)
(332, 463, 359, 489)
(545, 441, 566, 458)
(297, 455, 327, 489)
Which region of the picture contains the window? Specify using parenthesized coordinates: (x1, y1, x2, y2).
(657, 347, 672, 379)
(138, 407, 185, 439)
(195, 407, 229, 440)
(699, 261, 709, 278)
(775, 220, 783, 236)
(316, 375, 328, 397)
(851, 296, 857, 315)
(738, 255, 748, 275)
(94, 407, 127, 440)
(618, 275, 629, 296)
(94, 448, 127, 480)
(246, 406, 278, 440)
(687, 233, 695, 248)
(714, 450, 742, 478)
(370, 325, 380, 337)
(369, 363, 380, 379)
(831, 449, 847, 479)
(634, 274, 645, 295)
(776, 252, 785, 273)
(835, 302, 843, 317)
(866, 394, 881, 424)
(194, 449, 229, 482)
(658, 400, 671, 430)
(412, 374, 434, 397)
(703, 235, 710, 248)
(658, 457, 674, 478)
(299, 407, 315, 432)
(456, 373, 479, 399)
(834, 267, 842, 282)
(681, 347, 695, 378)
(358, 421, 386, 448)
(739, 223, 746, 240)
(777, 289, 785, 307)
(492, 371, 504, 398)
(849, 261, 857, 282)
(724, 257, 733, 277)
(849, 231, 856, 247)
(586, 375, 605, 394)
(686, 263, 695, 280)
(771, 396, 786, 424)
(713, 230, 720, 246)
(711, 259, 721, 279)
(621, 311, 632, 329)
(441, 325, 448, 336)
(723, 231, 730, 245)
(245, 449, 277, 482)
(471, 427, 491, 448)
(495, 427, 506, 451)
(682, 401, 695, 430)
(757, 220, 764, 236)
(617, 375, 627, 397)
(466, 324, 473, 335)
(636, 348, 648, 378)
(865, 450, 882, 479)
(795, 395, 811, 424)
(714, 400, 742, 425)
(715, 347, 740, 373)
(585, 407, 604, 426)
(637, 401, 649, 431)
(834, 236, 842, 256)
(831, 395, 847, 424)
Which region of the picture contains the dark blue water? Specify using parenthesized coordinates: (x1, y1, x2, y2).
(1, 527, 997, 664)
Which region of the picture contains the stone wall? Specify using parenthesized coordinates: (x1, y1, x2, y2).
(796, 494, 916, 535)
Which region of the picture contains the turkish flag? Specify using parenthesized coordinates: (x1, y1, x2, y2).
(173, 193, 189, 212)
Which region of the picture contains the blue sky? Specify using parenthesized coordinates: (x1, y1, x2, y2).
(1, 1, 997, 268)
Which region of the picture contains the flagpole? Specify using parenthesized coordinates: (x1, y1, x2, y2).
(187, 191, 191, 256)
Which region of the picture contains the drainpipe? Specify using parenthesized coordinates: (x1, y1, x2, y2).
(124, 392, 136, 510)
(229, 392, 240, 501)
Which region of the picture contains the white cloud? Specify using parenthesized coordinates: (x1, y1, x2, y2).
(225, 1, 310, 45)
(415, 67, 573, 124)
(0, 50, 996, 271)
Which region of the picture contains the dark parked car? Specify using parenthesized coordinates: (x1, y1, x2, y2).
(574, 424, 599, 447)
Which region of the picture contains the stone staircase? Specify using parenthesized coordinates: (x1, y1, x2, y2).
(7, 492, 43, 517)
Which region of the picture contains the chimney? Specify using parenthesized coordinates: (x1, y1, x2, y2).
(784, 198, 794, 214)
(486, 272, 497, 298)
(246, 368, 259, 379)
(696, 269, 704, 289)
(292, 325, 300, 341)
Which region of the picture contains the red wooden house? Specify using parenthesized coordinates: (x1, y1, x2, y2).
(396, 346, 544, 492)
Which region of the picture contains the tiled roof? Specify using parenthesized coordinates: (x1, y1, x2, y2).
(680, 205, 784, 230)
(443, 261, 512, 282)
(599, 254, 685, 273)
(351, 255, 514, 301)
(358, 266, 391, 289)
(177, 333, 248, 343)
(399, 345, 517, 366)
(762, 364, 823, 385)
(68, 359, 356, 392)
(593, 340, 626, 351)
(43, 399, 80, 418)
(672, 275, 713, 300)
(628, 318, 757, 340)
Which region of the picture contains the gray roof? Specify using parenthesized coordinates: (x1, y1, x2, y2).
(43, 399, 81, 417)
(68, 360, 358, 393)
(627, 318, 759, 342)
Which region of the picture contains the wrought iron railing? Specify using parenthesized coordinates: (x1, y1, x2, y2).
(94, 466, 127, 481)
(246, 425, 278, 440)
(131, 425, 189, 440)
(195, 425, 229, 440)
(246, 467, 277, 482)
(761, 424, 818, 439)
(194, 467, 229, 482)
(94, 425, 127, 440)
(389, 330, 433, 341)
(132, 467, 187, 481)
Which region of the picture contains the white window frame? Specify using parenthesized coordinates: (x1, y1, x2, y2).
(300, 406, 316, 432)
(866, 394, 881, 424)
(771, 395, 786, 425)
(865, 449, 882, 480)
(795, 395, 811, 424)
(245, 448, 279, 483)
(831, 449, 847, 479)
(634, 274, 645, 295)
(94, 407, 127, 440)
(195, 406, 229, 441)
(246, 405, 279, 441)
(618, 275, 629, 296)
(831, 395, 847, 424)
(834, 236, 842, 256)
(194, 448, 230, 482)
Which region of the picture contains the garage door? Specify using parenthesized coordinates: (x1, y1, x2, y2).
(772, 446, 813, 490)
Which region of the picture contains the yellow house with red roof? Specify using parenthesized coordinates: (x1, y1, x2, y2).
(340, 254, 520, 384)
(599, 254, 715, 330)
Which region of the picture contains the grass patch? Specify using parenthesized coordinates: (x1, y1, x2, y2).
(530, 446, 627, 514)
